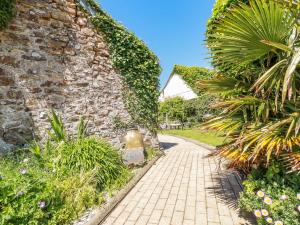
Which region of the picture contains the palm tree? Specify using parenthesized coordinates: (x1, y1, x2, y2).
(200, 0, 300, 172)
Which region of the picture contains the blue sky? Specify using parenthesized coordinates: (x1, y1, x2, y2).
(98, 0, 215, 88)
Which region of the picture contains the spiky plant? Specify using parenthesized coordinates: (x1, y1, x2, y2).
(201, 0, 300, 172)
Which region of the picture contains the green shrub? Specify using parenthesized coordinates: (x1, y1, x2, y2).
(0, 0, 15, 30)
(0, 155, 70, 225)
(145, 148, 157, 161)
(239, 163, 300, 225)
(0, 111, 132, 224)
(55, 137, 127, 189)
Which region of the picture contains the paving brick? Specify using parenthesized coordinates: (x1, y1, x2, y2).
(220, 215, 234, 225)
(171, 211, 184, 225)
(155, 198, 167, 210)
(175, 199, 186, 212)
(207, 208, 220, 223)
(142, 203, 156, 216)
(195, 213, 208, 225)
(101, 135, 252, 225)
(158, 216, 172, 225)
(162, 204, 175, 217)
(148, 209, 163, 224)
(184, 206, 195, 220)
(135, 215, 150, 225)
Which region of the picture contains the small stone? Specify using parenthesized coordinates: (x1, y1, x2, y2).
(51, 11, 72, 23)
(77, 18, 87, 26)
(39, 112, 48, 119)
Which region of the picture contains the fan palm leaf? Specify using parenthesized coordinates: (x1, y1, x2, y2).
(208, 0, 295, 65)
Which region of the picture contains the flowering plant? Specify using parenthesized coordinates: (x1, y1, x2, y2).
(239, 162, 300, 225)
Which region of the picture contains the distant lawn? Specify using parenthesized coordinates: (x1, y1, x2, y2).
(161, 129, 227, 147)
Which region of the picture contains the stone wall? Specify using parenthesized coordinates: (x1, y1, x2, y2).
(0, 0, 131, 153)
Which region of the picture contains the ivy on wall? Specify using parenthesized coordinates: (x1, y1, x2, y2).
(82, 1, 162, 132)
(0, 0, 15, 30)
(171, 65, 213, 94)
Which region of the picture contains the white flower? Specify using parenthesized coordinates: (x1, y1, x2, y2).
(297, 205, 300, 213)
(261, 209, 269, 216)
(23, 158, 29, 163)
(257, 190, 265, 198)
(280, 195, 288, 201)
(20, 168, 27, 175)
(264, 196, 273, 205)
(274, 221, 283, 225)
(254, 210, 262, 218)
(297, 193, 300, 200)
(266, 217, 273, 224)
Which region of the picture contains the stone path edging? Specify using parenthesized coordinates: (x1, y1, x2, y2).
(85, 153, 163, 225)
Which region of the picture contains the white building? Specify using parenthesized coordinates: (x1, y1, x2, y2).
(159, 73, 198, 102)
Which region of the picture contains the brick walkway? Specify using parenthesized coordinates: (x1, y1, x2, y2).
(101, 135, 252, 225)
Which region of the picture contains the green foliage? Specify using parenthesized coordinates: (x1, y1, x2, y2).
(207, 0, 249, 35)
(0, 111, 131, 224)
(112, 116, 129, 135)
(239, 163, 300, 225)
(159, 97, 187, 126)
(144, 148, 157, 161)
(87, 1, 161, 132)
(48, 109, 67, 142)
(55, 137, 126, 189)
(208, 0, 295, 66)
(161, 129, 227, 147)
(201, 0, 300, 172)
(172, 65, 214, 94)
(77, 117, 88, 139)
(159, 96, 219, 126)
(184, 95, 220, 123)
(0, 0, 15, 30)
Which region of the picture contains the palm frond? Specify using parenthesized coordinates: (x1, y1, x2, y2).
(208, 0, 295, 65)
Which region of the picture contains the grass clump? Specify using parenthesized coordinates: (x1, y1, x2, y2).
(56, 137, 127, 189)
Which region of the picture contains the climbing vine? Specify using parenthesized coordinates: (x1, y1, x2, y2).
(172, 65, 213, 94)
(0, 0, 15, 30)
(78, 0, 161, 132)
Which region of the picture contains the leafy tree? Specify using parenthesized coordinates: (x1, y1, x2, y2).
(200, 0, 300, 172)
(159, 97, 187, 128)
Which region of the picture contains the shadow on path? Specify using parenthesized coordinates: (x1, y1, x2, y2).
(159, 142, 178, 150)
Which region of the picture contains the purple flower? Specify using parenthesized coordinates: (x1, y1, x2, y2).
(38, 201, 46, 209)
(20, 168, 27, 175)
